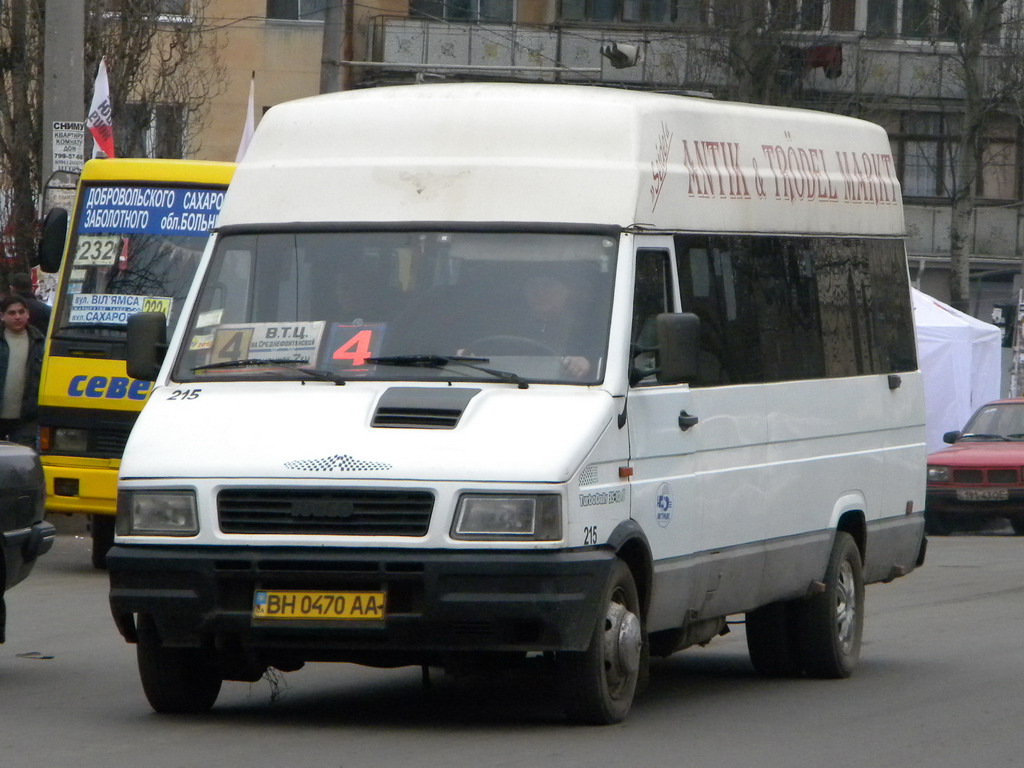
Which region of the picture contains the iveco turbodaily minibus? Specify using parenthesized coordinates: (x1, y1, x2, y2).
(109, 83, 927, 724)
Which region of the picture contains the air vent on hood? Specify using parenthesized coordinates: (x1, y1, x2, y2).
(372, 387, 481, 429)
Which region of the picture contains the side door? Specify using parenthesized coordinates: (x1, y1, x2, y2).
(625, 238, 706, 633)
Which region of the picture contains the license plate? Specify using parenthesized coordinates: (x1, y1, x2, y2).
(252, 590, 386, 621)
(956, 488, 1009, 502)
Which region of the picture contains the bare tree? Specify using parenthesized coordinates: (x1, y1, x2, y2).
(0, 0, 225, 271)
(0, 0, 45, 272)
(696, 0, 847, 108)
(936, 0, 1024, 310)
(84, 1, 225, 159)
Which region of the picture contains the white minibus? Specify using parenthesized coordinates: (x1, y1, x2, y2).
(110, 83, 926, 724)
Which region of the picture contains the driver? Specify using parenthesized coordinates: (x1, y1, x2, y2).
(521, 273, 591, 379)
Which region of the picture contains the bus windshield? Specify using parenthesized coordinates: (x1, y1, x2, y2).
(54, 183, 226, 340)
(174, 230, 618, 386)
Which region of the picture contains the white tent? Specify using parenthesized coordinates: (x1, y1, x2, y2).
(912, 288, 1002, 454)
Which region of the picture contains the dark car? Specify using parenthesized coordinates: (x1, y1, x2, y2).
(0, 442, 54, 642)
(926, 398, 1024, 535)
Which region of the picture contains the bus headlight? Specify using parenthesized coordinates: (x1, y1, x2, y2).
(54, 428, 89, 452)
(451, 494, 561, 541)
(117, 491, 198, 536)
(927, 466, 950, 483)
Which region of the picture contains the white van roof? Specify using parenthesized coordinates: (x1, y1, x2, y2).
(220, 83, 904, 237)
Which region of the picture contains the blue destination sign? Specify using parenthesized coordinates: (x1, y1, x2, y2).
(79, 184, 226, 237)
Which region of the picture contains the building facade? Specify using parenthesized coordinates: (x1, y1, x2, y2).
(194, 0, 1024, 320)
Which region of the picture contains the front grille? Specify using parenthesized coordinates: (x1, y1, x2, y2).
(951, 468, 1019, 484)
(93, 427, 131, 455)
(217, 488, 433, 536)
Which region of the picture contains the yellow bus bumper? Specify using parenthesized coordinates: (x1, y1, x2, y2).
(43, 457, 119, 517)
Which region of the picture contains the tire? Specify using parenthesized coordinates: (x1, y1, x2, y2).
(797, 531, 864, 679)
(90, 514, 115, 570)
(557, 559, 643, 725)
(136, 614, 222, 714)
(745, 600, 802, 678)
(1009, 517, 1024, 536)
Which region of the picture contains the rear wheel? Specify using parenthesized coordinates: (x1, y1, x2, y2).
(798, 532, 864, 679)
(745, 600, 802, 677)
(557, 560, 643, 724)
(136, 615, 222, 714)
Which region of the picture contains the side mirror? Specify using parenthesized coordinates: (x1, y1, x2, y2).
(126, 312, 169, 381)
(38, 207, 69, 273)
(943, 430, 961, 444)
(656, 312, 701, 384)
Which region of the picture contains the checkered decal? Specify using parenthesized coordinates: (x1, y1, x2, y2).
(284, 454, 392, 472)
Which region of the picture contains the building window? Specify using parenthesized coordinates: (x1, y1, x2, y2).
(890, 112, 1019, 201)
(157, 0, 189, 14)
(560, 0, 675, 23)
(610, 0, 853, 29)
(868, 0, 1001, 40)
(118, 103, 185, 159)
(266, 0, 328, 21)
(411, 0, 514, 22)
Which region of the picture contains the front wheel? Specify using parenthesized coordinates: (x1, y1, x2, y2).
(557, 559, 643, 725)
(136, 615, 222, 714)
(798, 531, 864, 679)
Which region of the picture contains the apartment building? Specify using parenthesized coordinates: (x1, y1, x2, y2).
(195, 1, 1024, 315)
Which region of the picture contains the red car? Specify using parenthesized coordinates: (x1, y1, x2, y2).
(926, 398, 1024, 535)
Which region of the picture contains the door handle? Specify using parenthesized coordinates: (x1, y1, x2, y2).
(678, 410, 698, 431)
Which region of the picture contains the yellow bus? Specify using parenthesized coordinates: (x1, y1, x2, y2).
(37, 158, 235, 568)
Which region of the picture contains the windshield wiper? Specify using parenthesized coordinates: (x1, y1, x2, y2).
(192, 358, 347, 385)
(366, 355, 529, 389)
(960, 432, 1011, 441)
(193, 357, 305, 372)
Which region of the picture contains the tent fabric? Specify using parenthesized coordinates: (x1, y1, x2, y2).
(912, 288, 1002, 454)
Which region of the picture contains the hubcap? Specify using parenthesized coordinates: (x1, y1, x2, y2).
(835, 559, 857, 654)
(602, 597, 642, 695)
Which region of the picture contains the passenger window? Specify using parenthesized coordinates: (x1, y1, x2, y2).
(629, 249, 672, 386)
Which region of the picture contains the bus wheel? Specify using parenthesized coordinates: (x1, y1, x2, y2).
(745, 600, 802, 677)
(558, 559, 642, 724)
(136, 615, 221, 714)
(798, 532, 864, 679)
(90, 514, 115, 570)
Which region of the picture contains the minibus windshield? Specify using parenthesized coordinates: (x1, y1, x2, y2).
(174, 231, 618, 386)
(54, 183, 223, 341)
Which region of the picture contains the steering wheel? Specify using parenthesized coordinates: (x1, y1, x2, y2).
(466, 335, 562, 357)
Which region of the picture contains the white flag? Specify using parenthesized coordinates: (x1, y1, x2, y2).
(235, 74, 256, 162)
(86, 58, 115, 159)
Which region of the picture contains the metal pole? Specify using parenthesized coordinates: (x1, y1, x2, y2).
(319, 1, 344, 93)
(41, 0, 85, 193)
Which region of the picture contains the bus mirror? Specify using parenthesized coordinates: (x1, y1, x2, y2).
(126, 312, 169, 381)
(656, 312, 700, 384)
(38, 207, 69, 273)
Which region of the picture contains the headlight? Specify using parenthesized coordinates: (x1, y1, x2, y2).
(451, 494, 561, 541)
(54, 428, 89, 452)
(927, 466, 950, 483)
(116, 491, 198, 536)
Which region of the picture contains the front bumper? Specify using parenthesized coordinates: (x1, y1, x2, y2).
(925, 488, 1024, 519)
(42, 460, 118, 516)
(2, 519, 56, 592)
(108, 544, 613, 667)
